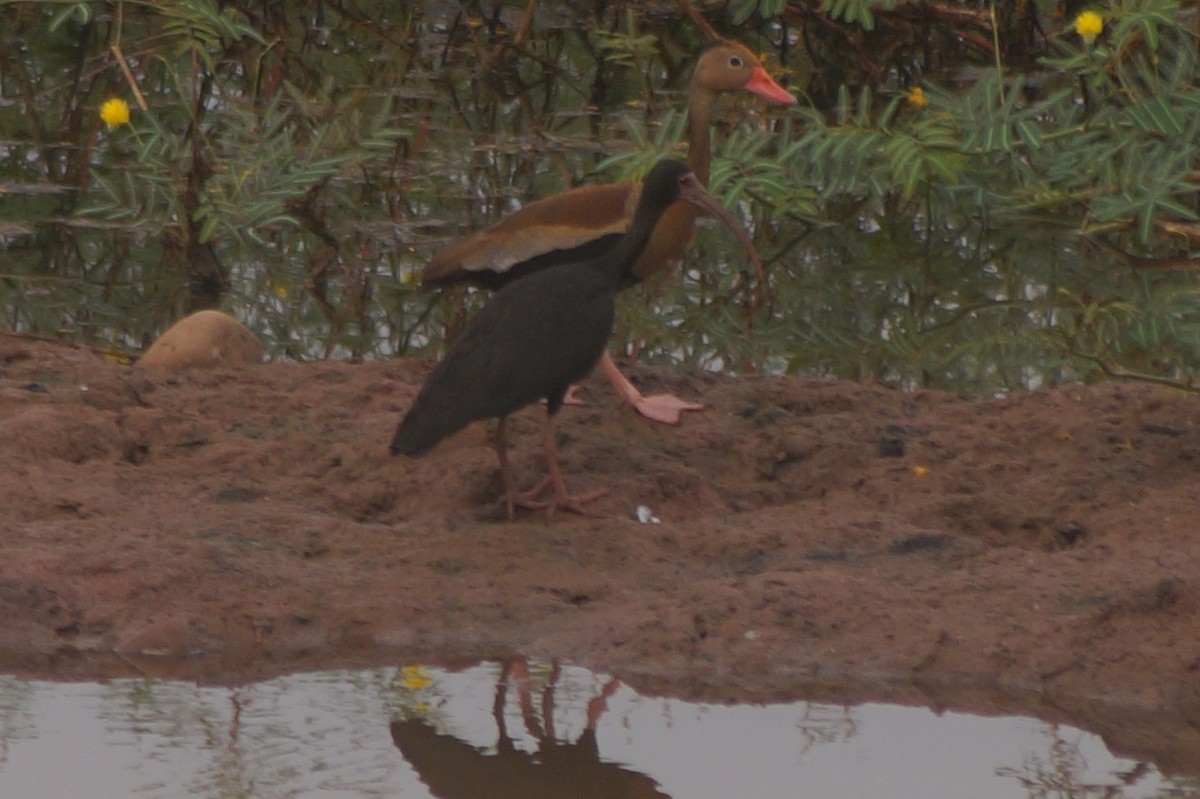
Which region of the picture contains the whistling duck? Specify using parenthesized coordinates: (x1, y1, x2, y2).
(421, 40, 795, 425)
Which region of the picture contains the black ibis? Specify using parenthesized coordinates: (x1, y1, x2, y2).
(391, 158, 759, 518)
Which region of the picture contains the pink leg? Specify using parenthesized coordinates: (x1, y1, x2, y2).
(599, 351, 703, 426)
(497, 415, 605, 518)
(517, 413, 606, 518)
(494, 416, 522, 520)
(586, 677, 621, 729)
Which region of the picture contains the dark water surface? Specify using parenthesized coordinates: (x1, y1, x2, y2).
(0, 661, 1191, 798)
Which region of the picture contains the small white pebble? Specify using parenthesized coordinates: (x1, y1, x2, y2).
(744, 630, 760, 641)
(634, 505, 661, 524)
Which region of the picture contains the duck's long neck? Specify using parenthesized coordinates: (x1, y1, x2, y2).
(603, 195, 672, 283)
(685, 84, 715, 188)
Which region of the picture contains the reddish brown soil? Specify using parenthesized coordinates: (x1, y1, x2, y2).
(2, 334, 1199, 774)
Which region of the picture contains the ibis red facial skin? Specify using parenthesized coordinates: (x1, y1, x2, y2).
(392, 159, 759, 519)
(419, 41, 795, 426)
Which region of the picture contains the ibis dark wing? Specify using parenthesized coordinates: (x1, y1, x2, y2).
(391, 266, 615, 456)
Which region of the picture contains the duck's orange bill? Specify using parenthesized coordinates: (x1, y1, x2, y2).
(745, 66, 797, 105)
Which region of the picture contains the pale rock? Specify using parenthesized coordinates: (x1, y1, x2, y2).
(138, 310, 262, 368)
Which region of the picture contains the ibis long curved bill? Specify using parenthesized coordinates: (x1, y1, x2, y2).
(675, 172, 763, 285)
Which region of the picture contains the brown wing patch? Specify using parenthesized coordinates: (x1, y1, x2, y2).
(421, 184, 638, 285)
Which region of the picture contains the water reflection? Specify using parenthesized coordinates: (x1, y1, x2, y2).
(392, 659, 667, 798)
(0, 661, 1193, 799)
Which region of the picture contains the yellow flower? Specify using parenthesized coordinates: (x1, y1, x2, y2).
(100, 97, 131, 130)
(905, 86, 929, 109)
(912, 465, 931, 477)
(1074, 10, 1103, 45)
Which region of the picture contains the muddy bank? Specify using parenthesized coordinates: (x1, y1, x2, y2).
(1, 335, 1199, 774)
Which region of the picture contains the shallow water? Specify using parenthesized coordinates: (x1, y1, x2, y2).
(0, 661, 1191, 799)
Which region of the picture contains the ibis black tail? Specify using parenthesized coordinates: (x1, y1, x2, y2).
(389, 394, 477, 458)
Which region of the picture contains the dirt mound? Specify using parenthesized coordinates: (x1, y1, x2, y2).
(1, 333, 1199, 773)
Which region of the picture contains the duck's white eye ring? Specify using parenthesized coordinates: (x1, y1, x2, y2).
(729, 55, 743, 68)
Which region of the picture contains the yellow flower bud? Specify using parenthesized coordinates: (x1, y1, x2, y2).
(906, 86, 929, 108)
(100, 97, 131, 130)
(1074, 10, 1103, 45)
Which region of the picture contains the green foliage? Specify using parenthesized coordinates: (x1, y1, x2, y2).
(736, 0, 899, 29)
(588, 29, 660, 69)
(590, 0, 1200, 393)
(157, 0, 267, 67)
(820, 0, 898, 31)
(3, 0, 1200, 396)
(755, 0, 1200, 391)
(731, 0, 789, 25)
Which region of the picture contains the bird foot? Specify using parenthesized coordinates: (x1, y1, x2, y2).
(508, 475, 555, 513)
(547, 488, 608, 518)
(539, 384, 587, 409)
(600, 354, 702, 425)
(632, 393, 704, 426)
(561, 384, 588, 406)
(507, 477, 607, 519)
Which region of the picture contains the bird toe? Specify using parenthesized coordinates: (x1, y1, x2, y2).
(634, 393, 705, 425)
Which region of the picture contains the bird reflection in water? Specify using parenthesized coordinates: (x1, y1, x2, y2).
(391, 659, 670, 799)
